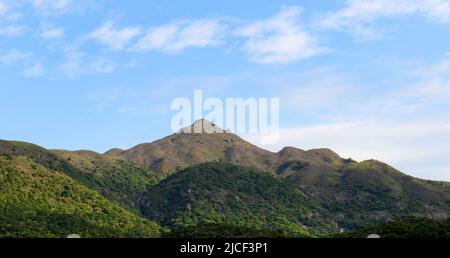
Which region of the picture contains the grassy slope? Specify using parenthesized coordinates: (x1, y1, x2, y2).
(0, 155, 161, 238)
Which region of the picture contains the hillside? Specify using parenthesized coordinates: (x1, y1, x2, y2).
(139, 160, 450, 236)
(0, 140, 162, 211)
(288, 160, 450, 230)
(0, 155, 161, 238)
(52, 150, 162, 211)
(110, 120, 450, 232)
(337, 217, 450, 238)
(140, 163, 333, 236)
(1, 120, 449, 237)
(139, 162, 335, 237)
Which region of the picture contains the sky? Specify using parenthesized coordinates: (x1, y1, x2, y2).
(1, 0, 450, 181)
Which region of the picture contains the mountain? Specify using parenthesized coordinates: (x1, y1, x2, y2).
(1, 119, 449, 237)
(0, 154, 160, 237)
(110, 119, 272, 175)
(109, 120, 450, 231)
(111, 119, 345, 176)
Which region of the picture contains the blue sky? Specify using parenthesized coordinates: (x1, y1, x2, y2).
(1, 0, 450, 180)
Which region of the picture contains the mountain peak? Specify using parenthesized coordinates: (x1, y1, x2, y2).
(178, 119, 230, 134)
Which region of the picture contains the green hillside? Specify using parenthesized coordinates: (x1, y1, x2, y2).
(140, 162, 335, 237)
(0, 140, 162, 212)
(52, 150, 162, 212)
(336, 217, 450, 238)
(0, 155, 161, 238)
(288, 160, 450, 230)
(164, 223, 290, 238)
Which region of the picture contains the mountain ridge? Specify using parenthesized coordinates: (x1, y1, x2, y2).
(1, 119, 449, 237)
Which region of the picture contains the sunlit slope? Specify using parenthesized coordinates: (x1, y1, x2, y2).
(0, 155, 161, 238)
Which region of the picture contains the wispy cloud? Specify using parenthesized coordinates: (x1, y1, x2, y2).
(0, 49, 31, 65)
(89, 21, 141, 50)
(0, 49, 46, 78)
(60, 49, 117, 78)
(244, 120, 450, 181)
(89, 58, 116, 73)
(39, 22, 65, 39)
(86, 6, 325, 64)
(235, 6, 326, 64)
(132, 19, 225, 53)
(60, 50, 84, 78)
(0, 1, 7, 16)
(31, 0, 73, 15)
(319, 0, 450, 39)
(243, 55, 450, 181)
(0, 24, 26, 37)
(23, 63, 46, 77)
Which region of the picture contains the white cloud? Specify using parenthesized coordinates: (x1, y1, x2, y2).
(89, 21, 141, 50)
(60, 49, 117, 77)
(0, 49, 46, 78)
(0, 1, 8, 15)
(243, 120, 450, 181)
(40, 22, 65, 39)
(23, 63, 46, 77)
(235, 6, 326, 64)
(0, 49, 31, 65)
(0, 25, 26, 37)
(89, 58, 116, 73)
(240, 56, 450, 181)
(85, 7, 323, 63)
(407, 58, 450, 99)
(319, 0, 450, 39)
(60, 50, 84, 78)
(31, 0, 72, 14)
(132, 19, 224, 53)
(0, 1, 22, 22)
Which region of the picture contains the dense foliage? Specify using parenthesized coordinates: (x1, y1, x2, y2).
(164, 223, 292, 238)
(140, 162, 335, 237)
(0, 156, 161, 238)
(288, 160, 450, 231)
(0, 141, 162, 212)
(53, 151, 162, 212)
(336, 217, 450, 238)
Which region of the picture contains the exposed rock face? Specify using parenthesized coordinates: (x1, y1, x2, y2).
(178, 119, 230, 134)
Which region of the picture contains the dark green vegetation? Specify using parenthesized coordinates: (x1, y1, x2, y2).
(164, 223, 289, 238)
(0, 155, 160, 238)
(140, 163, 334, 237)
(52, 150, 162, 212)
(0, 120, 449, 238)
(337, 217, 450, 238)
(289, 160, 450, 231)
(0, 140, 162, 212)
